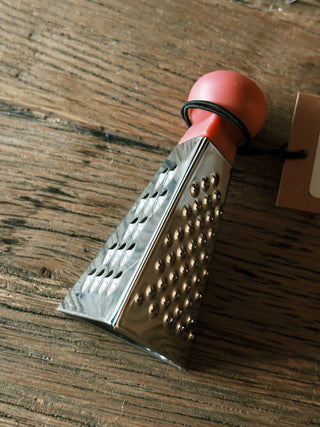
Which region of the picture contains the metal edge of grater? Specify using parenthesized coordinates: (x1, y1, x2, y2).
(58, 136, 232, 368)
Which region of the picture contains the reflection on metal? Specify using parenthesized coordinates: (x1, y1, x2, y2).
(58, 137, 232, 367)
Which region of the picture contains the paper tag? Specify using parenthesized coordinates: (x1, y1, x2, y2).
(309, 134, 320, 198)
(276, 93, 320, 213)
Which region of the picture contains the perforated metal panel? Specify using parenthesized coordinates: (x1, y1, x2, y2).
(58, 137, 232, 367)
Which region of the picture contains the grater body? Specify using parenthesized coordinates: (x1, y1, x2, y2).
(58, 137, 232, 367)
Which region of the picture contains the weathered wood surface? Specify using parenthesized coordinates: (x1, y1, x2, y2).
(1, 0, 320, 425)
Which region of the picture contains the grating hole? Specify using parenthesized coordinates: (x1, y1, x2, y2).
(106, 270, 113, 278)
(88, 268, 96, 276)
(96, 269, 105, 277)
(142, 193, 149, 199)
(118, 243, 126, 250)
(171, 164, 177, 171)
(151, 191, 158, 198)
(130, 217, 138, 224)
(160, 189, 168, 197)
(109, 243, 117, 250)
(114, 271, 123, 279)
(161, 167, 168, 174)
(140, 216, 148, 223)
(127, 243, 135, 250)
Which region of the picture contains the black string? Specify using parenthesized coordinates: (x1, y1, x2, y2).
(238, 143, 308, 162)
(181, 100, 308, 162)
(181, 100, 251, 146)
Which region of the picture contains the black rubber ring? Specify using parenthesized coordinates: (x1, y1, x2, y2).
(181, 100, 251, 146)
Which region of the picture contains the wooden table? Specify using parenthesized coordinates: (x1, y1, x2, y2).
(1, 1, 319, 425)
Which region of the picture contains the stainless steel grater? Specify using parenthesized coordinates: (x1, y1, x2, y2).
(58, 70, 267, 368)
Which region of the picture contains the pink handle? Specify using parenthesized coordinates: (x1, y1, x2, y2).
(180, 70, 267, 164)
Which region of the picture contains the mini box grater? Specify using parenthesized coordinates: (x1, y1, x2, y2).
(58, 70, 267, 368)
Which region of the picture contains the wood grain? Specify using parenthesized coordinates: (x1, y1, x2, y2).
(1, 0, 320, 425)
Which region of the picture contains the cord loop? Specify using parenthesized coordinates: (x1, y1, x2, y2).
(181, 100, 308, 162)
(181, 100, 251, 146)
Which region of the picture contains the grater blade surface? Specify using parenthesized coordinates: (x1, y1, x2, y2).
(58, 136, 231, 367)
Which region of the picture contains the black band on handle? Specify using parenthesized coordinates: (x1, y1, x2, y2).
(181, 100, 251, 146)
